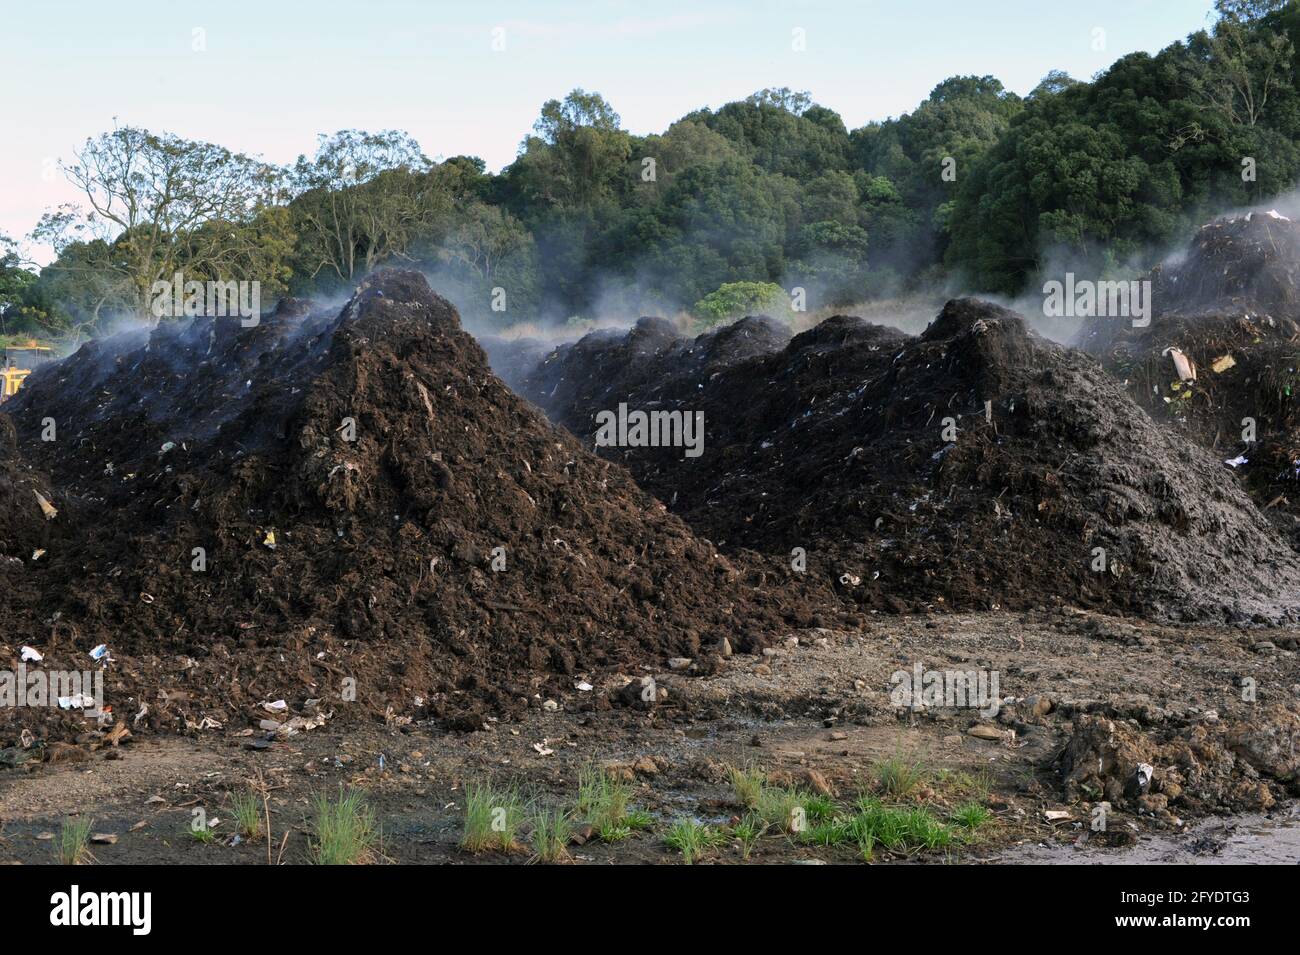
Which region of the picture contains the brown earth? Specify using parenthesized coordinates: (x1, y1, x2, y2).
(1077, 212, 1300, 549)
(2, 609, 1297, 864)
(513, 299, 1300, 623)
(0, 271, 827, 752)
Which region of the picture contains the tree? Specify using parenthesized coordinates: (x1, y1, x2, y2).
(290, 130, 449, 288)
(692, 281, 789, 326)
(1185, 0, 1294, 128)
(0, 235, 39, 336)
(47, 125, 290, 317)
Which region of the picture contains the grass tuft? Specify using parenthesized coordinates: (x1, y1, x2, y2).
(311, 789, 378, 864)
(56, 816, 94, 865)
(529, 808, 572, 864)
(951, 802, 992, 830)
(460, 781, 524, 853)
(664, 818, 725, 864)
(230, 788, 264, 840)
(875, 755, 926, 799)
(726, 763, 767, 810)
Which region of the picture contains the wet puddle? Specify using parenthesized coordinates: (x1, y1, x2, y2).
(995, 804, 1300, 864)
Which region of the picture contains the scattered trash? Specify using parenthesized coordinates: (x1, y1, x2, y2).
(1163, 347, 1196, 381)
(1210, 354, 1236, 374)
(33, 490, 57, 520)
(1225, 455, 1248, 469)
(58, 694, 98, 710)
(20, 646, 42, 662)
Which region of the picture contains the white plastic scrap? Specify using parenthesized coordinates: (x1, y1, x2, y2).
(1225, 455, 1249, 469)
(20, 646, 42, 662)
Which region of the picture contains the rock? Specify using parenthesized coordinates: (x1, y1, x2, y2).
(633, 756, 660, 776)
(802, 768, 833, 796)
(542, 699, 558, 712)
(616, 676, 662, 709)
(717, 638, 733, 658)
(1025, 694, 1053, 718)
(783, 636, 799, 650)
(668, 657, 692, 670)
(90, 833, 118, 845)
(967, 724, 1006, 741)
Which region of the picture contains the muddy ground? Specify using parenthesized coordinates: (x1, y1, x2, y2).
(3, 609, 1297, 864)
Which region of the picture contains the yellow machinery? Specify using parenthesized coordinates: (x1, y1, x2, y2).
(1, 342, 52, 401)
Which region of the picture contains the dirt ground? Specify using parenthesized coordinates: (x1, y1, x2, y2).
(3, 608, 1297, 865)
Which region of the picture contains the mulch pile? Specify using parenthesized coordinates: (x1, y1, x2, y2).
(519, 300, 1300, 622)
(0, 271, 818, 749)
(1077, 212, 1300, 546)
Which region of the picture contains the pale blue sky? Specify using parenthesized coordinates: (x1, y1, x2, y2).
(2, 0, 1218, 260)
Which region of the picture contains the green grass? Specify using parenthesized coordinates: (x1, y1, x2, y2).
(849, 798, 953, 855)
(756, 785, 809, 832)
(726, 763, 767, 810)
(951, 802, 992, 830)
(56, 816, 94, 865)
(460, 781, 524, 853)
(311, 789, 379, 864)
(190, 822, 216, 844)
(802, 792, 837, 824)
(576, 764, 654, 843)
(624, 808, 655, 831)
(733, 814, 766, 860)
(529, 808, 572, 864)
(577, 764, 631, 831)
(230, 789, 264, 840)
(664, 818, 725, 864)
(875, 755, 926, 799)
(799, 818, 852, 847)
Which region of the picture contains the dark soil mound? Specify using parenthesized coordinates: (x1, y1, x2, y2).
(0, 413, 54, 562)
(1151, 211, 1300, 319)
(522, 315, 792, 436)
(1076, 213, 1300, 545)
(522, 301, 1300, 622)
(1, 271, 811, 746)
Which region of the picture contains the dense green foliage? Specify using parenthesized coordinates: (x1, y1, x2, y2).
(5, 1, 1298, 339)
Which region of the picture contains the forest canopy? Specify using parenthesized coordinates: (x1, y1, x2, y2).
(4, 0, 1298, 340)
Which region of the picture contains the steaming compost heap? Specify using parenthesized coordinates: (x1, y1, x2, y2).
(521, 300, 1300, 622)
(0, 271, 814, 744)
(1077, 212, 1300, 547)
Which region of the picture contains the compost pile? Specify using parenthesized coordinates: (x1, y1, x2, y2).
(1077, 212, 1300, 545)
(0, 271, 815, 746)
(519, 314, 792, 433)
(523, 300, 1300, 621)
